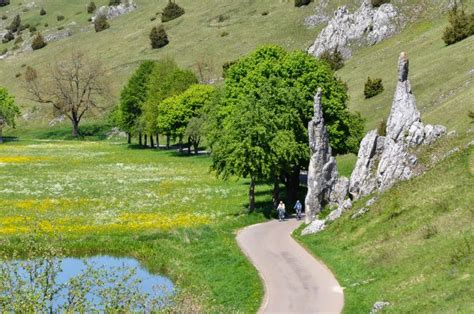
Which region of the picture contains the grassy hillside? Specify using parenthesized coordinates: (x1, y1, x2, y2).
(297, 136, 474, 312)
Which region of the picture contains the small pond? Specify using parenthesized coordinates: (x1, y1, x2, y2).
(1, 255, 175, 311)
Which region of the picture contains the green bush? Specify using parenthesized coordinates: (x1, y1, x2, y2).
(29, 25, 37, 32)
(0, 0, 10, 7)
(294, 0, 312, 7)
(31, 33, 47, 50)
(371, 0, 390, 7)
(364, 76, 384, 99)
(161, 0, 185, 23)
(87, 1, 96, 14)
(7, 14, 21, 32)
(109, 0, 121, 5)
(149, 25, 169, 49)
(1, 15, 7, 20)
(40, 7, 46, 15)
(1, 48, 7, 55)
(94, 15, 110, 32)
(442, 4, 474, 45)
(57, 15, 65, 21)
(319, 47, 344, 71)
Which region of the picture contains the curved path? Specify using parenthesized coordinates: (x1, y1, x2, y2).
(237, 218, 344, 313)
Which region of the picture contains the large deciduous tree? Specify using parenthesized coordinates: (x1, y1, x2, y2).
(143, 60, 197, 148)
(0, 87, 20, 144)
(25, 52, 109, 137)
(115, 60, 156, 144)
(209, 45, 365, 211)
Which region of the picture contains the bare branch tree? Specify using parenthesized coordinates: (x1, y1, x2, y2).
(24, 51, 110, 137)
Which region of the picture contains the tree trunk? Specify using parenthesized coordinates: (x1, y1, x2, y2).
(144, 134, 148, 147)
(166, 135, 170, 149)
(156, 133, 160, 149)
(284, 168, 300, 211)
(0, 127, 3, 144)
(272, 177, 280, 209)
(187, 137, 191, 154)
(194, 139, 200, 155)
(127, 133, 131, 144)
(249, 178, 256, 212)
(179, 137, 183, 152)
(139, 133, 143, 146)
(71, 120, 79, 137)
(150, 135, 154, 148)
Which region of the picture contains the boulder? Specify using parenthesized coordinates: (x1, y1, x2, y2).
(308, 0, 400, 59)
(370, 301, 390, 314)
(93, 0, 137, 22)
(301, 219, 326, 235)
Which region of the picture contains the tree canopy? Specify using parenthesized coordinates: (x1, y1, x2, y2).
(0, 87, 20, 143)
(209, 45, 365, 210)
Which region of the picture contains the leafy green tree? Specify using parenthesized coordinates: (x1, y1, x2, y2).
(116, 60, 155, 143)
(0, 87, 20, 144)
(209, 45, 364, 211)
(143, 60, 197, 148)
(156, 84, 215, 151)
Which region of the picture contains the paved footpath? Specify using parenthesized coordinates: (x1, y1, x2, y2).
(236, 218, 344, 314)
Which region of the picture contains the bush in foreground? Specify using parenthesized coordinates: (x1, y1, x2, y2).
(364, 77, 384, 99)
(150, 25, 169, 49)
(161, 0, 185, 22)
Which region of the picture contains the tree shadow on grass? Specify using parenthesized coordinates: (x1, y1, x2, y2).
(1, 136, 19, 143)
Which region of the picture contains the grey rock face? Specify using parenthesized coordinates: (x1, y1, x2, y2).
(305, 89, 349, 223)
(350, 52, 446, 199)
(370, 301, 390, 314)
(351, 207, 369, 220)
(308, 0, 400, 59)
(301, 219, 326, 235)
(93, 0, 136, 22)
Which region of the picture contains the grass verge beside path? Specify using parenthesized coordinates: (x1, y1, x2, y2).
(296, 145, 473, 313)
(0, 140, 269, 312)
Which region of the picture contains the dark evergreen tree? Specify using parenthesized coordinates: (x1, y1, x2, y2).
(8, 14, 21, 33)
(364, 77, 384, 99)
(161, 1, 185, 22)
(31, 33, 47, 50)
(94, 15, 110, 32)
(149, 25, 169, 49)
(87, 2, 97, 14)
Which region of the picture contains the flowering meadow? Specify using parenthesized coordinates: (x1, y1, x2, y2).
(0, 140, 268, 312)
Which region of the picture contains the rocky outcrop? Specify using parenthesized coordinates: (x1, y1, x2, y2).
(308, 0, 401, 59)
(92, 0, 137, 22)
(349, 52, 446, 199)
(304, 89, 349, 223)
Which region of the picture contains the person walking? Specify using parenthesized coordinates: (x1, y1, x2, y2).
(277, 201, 286, 222)
(294, 200, 302, 220)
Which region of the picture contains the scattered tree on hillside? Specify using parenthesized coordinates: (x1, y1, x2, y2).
(7, 14, 21, 33)
(319, 47, 344, 71)
(0, 87, 20, 144)
(94, 15, 110, 32)
(87, 1, 97, 14)
(149, 25, 169, 49)
(115, 60, 156, 144)
(161, 0, 185, 23)
(442, 3, 474, 45)
(31, 33, 47, 50)
(364, 77, 384, 99)
(24, 52, 110, 137)
(209, 45, 365, 211)
(294, 0, 312, 7)
(40, 7, 47, 16)
(143, 60, 197, 148)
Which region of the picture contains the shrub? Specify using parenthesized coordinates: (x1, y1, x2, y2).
(2, 31, 14, 43)
(295, 0, 312, 7)
(29, 25, 37, 32)
(94, 15, 110, 32)
(0, 0, 10, 7)
(109, 0, 121, 5)
(31, 33, 47, 50)
(14, 35, 23, 44)
(40, 7, 46, 15)
(7, 14, 21, 32)
(220, 31, 229, 37)
(371, 0, 390, 7)
(261, 11, 269, 16)
(161, 0, 185, 23)
(442, 4, 474, 45)
(1, 48, 7, 55)
(87, 1, 96, 14)
(149, 25, 169, 49)
(57, 26, 64, 30)
(56, 15, 65, 21)
(319, 47, 344, 71)
(1, 15, 7, 20)
(44, 23, 49, 27)
(364, 77, 384, 99)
